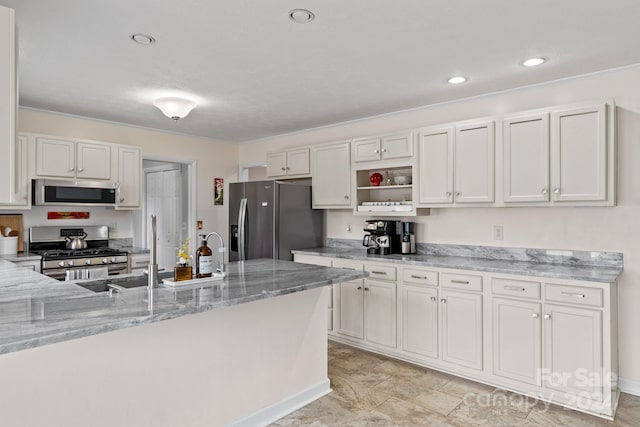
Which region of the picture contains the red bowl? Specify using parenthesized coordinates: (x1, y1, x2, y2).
(369, 172, 383, 186)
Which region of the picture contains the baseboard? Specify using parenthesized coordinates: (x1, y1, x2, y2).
(228, 378, 331, 427)
(619, 377, 640, 396)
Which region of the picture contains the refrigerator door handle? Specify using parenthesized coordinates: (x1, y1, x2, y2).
(238, 198, 247, 261)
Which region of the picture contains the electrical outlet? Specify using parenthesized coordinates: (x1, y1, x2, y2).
(197, 220, 203, 230)
(493, 225, 504, 240)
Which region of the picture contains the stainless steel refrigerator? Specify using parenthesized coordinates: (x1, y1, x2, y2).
(229, 180, 324, 261)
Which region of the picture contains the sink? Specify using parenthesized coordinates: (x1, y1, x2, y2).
(76, 282, 117, 293)
(75, 271, 174, 293)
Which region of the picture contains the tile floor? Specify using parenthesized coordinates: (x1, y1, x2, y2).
(271, 341, 640, 426)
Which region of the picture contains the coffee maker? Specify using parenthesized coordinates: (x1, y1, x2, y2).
(362, 220, 400, 255)
(400, 222, 416, 254)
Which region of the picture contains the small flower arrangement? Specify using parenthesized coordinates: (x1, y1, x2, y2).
(177, 237, 192, 266)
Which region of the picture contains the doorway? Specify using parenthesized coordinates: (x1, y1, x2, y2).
(135, 158, 196, 272)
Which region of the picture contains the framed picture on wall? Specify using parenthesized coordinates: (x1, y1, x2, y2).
(214, 178, 224, 205)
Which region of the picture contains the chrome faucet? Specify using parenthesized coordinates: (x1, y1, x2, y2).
(147, 215, 159, 289)
(204, 231, 226, 274)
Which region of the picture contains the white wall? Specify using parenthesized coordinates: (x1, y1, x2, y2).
(239, 65, 640, 386)
(16, 108, 239, 245)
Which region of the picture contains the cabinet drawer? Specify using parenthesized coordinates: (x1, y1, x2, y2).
(441, 272, 482, 292)
(333, 259, 364, 271)
(545, 283, 603, 307)
(365, 264, 397, 281)
(492, 277, 540, 299)
(403, 268, 438, 286)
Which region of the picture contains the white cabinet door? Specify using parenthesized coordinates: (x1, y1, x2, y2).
(402, 284, 438, 359)
(266, 152, 287, 177)
(364, 280, 397, 348)
(418, 127, 454, 204)
(76, 142, 111, 180)
(0, 6, 16, 204)
(381, 133, 413, 159)
(503, 113, 550, 203)
(337, 280, 365, 340)
(312, 142, 351, 208)
(286, 147, 310, 176)
(551, 105, 607, 202)
(13, 135, 28, 205)
(35, 137, 75, 178)
(493, 298, 542, 385)
(543, 304, 603, 397)
(454, 121, 495, 203)
(116, 146, 141, 209)
(440, 289, 483, 370)
(353, 137, 381, 162)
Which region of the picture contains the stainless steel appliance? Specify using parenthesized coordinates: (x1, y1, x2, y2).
(362, 220, 400, 255)
(400, 221, 416, 254)
(229, 180, 324, 261)
(33, 179, 117, 206)
(29, 225, 128, 280)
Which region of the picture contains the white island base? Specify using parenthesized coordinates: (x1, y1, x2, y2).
(0, 287, 330, 427)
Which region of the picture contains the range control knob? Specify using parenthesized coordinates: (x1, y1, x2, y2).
(110, 257, 116, 263)
(67, 260, 74, 267)
(102, 258, 108, 264)
(58, 261, 65, 267)
(85, 259, 91, 265)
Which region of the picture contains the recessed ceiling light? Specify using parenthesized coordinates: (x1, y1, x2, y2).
(447, 76, 467, 84)
(522, 57, 546, 67)
(288, 9, 315, 23)
(131, 34, 156, 45)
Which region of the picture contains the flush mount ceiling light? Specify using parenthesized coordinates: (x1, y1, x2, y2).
(447, 76, 467, 84)
(153, 97, 197, 120)
(131, 33, 156, 45)
(288, 9, 315, 23)
(522, 57, 546, 67)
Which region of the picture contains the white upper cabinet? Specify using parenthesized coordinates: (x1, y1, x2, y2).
(116, 146, 141, 209)
(0, 5, 16, 205)
(503, 113, 550, 203)
(418, 127, 454, 204)
(551, 105, 608, 202)
(312, 141, 351, 208)
(35, 137, 112, 180)
(354, 133, 413, 163)
(266, 148, 310, 178)
(454, 121, 495, 203)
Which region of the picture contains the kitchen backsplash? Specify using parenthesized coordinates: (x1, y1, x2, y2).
(325, 238, 623, 269)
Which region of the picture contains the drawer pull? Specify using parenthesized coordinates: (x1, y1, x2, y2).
(372, 271, 387, 275)
(505, 285, 526, 292)
(560, 292, 585, 298)
(410, 275, 428, 280)
(451, 280, 469, 285)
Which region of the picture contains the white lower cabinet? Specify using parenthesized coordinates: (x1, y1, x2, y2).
(293, 255, 618, 419)
(492, 298, 542, 385)
(293, 254, 334, 330)
(440, 289, 483, 370)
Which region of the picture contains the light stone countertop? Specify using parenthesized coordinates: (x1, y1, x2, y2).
(0, 259, 366, 355)
(291, 247, 623, 283)
(0, 252, 42, 262)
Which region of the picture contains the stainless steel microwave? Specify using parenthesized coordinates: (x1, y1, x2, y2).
(33, 179, 117, 206)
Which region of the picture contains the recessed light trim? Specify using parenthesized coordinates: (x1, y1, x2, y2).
(288, 9, 315, 23)
(131, 34, 156, 45)
(447, 76, 467, 84)
(522, 57, 546, 67)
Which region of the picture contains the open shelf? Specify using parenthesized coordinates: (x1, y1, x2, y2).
(356, 184, 412, 190)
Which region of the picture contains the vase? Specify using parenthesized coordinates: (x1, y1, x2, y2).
(174, 265, 192, 282)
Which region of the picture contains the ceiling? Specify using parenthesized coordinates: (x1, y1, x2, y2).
(2, 0, 640, 143)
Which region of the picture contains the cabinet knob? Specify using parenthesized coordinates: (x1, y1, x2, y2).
(440, 298, 446, 303)
(344, 195, 349, 200)
(430, 296, 436, 302)
(357, 286, 362, 290)
(119, 198, 125, 202)
(281, 167, 286, 171)
(446, 192, 452, 197)
(373, 149, 379, 154)
(455, 192, 461, 197)
(553, 188, 560, 194)
(364, 287, 370, 291)
(532, 313, 540, 319)
(544, 314, 551, 320)
(78, 168, 84, 172)
(69, 167, 75, 172)
(381, 148, 387, 153)
(541, 188, 548, 194)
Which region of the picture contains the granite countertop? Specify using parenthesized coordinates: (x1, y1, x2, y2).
(291, 247, 622, 283)
(0, 252, 42, 262)
(0, 259, 366, 355)
(112, 246, 150, 255)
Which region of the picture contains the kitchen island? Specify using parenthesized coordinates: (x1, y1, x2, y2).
(0, 259, 366, 427)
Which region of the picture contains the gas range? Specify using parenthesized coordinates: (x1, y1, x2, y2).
(30, 226, 128, 281)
